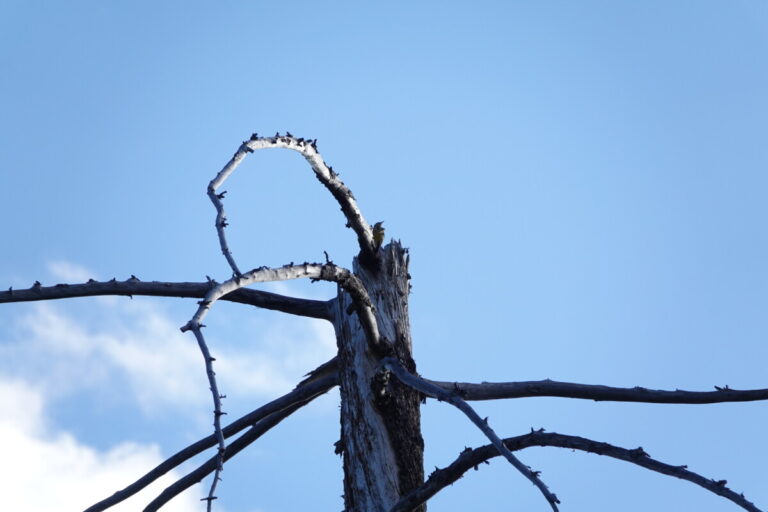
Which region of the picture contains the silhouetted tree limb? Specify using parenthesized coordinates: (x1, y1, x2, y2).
(143, 393, 326, 512)
(391, 431, 762, 512)
(0, 279, 333, 321)
(429, 378, 768, 404)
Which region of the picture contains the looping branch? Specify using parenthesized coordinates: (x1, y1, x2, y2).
(207, 134, 378, 274)
(391, 431, 763, 512)
(382, 358, 560, 512)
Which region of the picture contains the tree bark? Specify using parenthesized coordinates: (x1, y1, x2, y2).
(334, 242, 425, 512)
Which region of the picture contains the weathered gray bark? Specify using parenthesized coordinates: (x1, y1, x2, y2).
(334, 242, 424, 512)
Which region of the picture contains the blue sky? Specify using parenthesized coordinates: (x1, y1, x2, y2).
(1, 1, 767, 511)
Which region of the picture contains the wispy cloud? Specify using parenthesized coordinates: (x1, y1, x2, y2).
(0, 282, 336, 414)
(46, 260, 97, 283)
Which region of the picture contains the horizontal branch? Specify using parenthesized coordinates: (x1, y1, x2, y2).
(428, 378, 768, 404)
(0, 279, 333, 321)
(391, 431, 762, 512)
(83, 370, 338, 512)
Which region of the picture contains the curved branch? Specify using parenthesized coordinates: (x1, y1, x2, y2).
(208, 134, 377, 269)
(182, 263, 383, 350)
(383, 358, 560, 512)
(0, 279, 333, 321)
(83, 370, 338, 512)
(429, 378, 768, 404)
(391, 431, 762, 512)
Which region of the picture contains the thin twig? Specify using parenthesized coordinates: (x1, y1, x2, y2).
(382, 358, 560, 512)
(391, 431, 763, 512)
(188, 325, 226, 511)
(83, 370, 338, 512)
(428, 378, 768, 404)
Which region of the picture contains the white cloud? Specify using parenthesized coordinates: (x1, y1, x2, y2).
(0, 265, 338, 511)
(0, 378, 202, 512)
(46, 260, 96, 283)
(0, 285, 336, 414)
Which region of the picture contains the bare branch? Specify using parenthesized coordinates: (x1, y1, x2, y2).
(391, 431, 763, 512)
(182, 263, 384, 350)
(187, 325, 226, 510)
(143, 392, 329, 512)
(207, 134, 378, 268)
(0, 279, 333, 321)
(83, 370, 338, 512)
(429, 378, 768, 404)
(382, 358, 560, 512)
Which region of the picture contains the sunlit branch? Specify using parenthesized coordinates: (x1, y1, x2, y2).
(0, 279, 333, 321)
(382, 358, 560, 512)
(208, 134, 378, 268)
(428, 378, 768, 404)
(391, 431, 763, 512)
(182, 263, 383, 350)
(83, 371, 338, 512)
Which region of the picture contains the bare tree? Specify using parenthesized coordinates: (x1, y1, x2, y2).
(2, 134, 766, 512)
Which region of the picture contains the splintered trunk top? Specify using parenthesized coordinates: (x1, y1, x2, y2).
(334, 241, 425, 512)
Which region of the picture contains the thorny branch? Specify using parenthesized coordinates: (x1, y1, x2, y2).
(382, 358, 561, 512)
(281, 357, 768, 406)
(83, 370, 338, 512)
(144, 388, 333, 512)
(182, 262, 383, 350)
(0, 279, 333, 320)
(429, 378, 768, 404)
(391, 431, 763, 512)
(207, 133, 379, 271)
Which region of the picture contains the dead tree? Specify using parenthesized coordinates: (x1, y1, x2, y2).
(2, 133, 767, 512)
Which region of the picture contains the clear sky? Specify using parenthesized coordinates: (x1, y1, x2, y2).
(1, 1, 767, 511)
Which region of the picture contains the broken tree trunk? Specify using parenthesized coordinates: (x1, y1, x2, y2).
(334, 242, 425, 512)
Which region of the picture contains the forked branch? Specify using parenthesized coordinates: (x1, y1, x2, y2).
(382, 358, 560, 512)
(391, 431, 763, 512)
